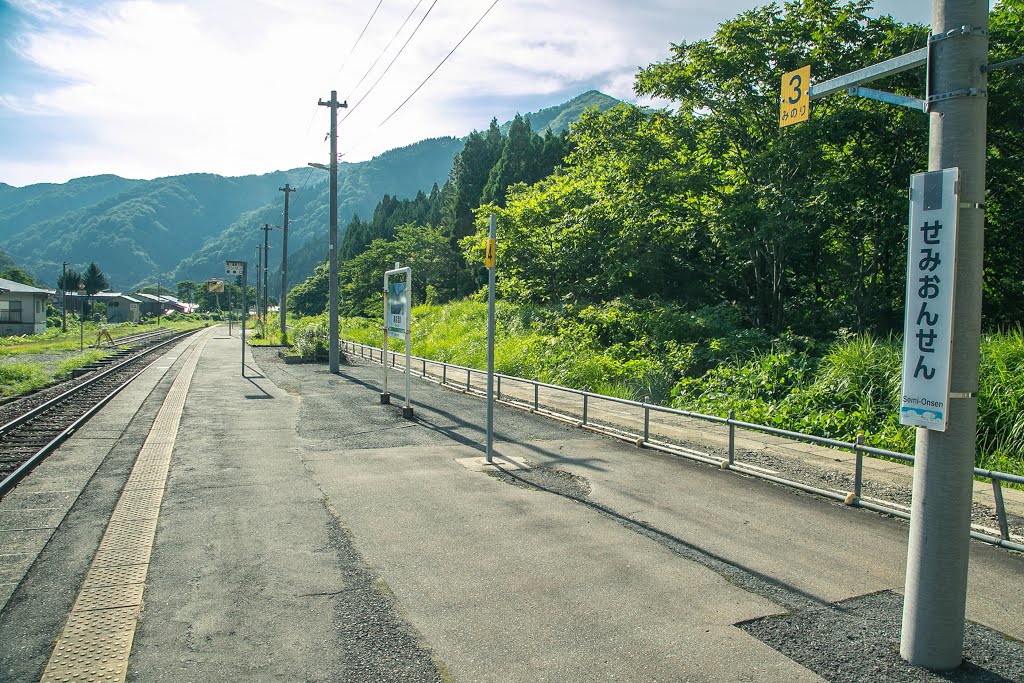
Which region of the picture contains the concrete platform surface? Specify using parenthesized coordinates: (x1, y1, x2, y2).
(0, 327, 1021, 683)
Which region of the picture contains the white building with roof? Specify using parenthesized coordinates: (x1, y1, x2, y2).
(0, 277, 52, 336)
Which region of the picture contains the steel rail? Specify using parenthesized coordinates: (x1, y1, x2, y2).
(0, 329, 200, 497)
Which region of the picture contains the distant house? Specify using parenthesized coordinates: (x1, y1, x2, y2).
(133, 292, 192, 317)
(0, 277, 52, 336)
(92, 292, 142, 324)
(58, 292, 142, 324)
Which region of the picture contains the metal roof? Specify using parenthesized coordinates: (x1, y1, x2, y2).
(0, 277, 53, 295)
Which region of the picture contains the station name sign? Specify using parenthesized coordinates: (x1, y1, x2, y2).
(900, 168, 959, 432)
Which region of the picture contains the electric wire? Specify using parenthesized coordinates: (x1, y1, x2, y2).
(378, 0, 500, 129)
(340, 0, 439, 123)
(344, 0, 426, 102)
(336, 0, 384, 76)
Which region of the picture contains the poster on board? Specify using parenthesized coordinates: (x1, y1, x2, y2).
(387, 280, 408, 339)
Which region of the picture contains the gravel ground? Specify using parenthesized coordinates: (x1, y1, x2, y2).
(740, 590, 1024, 683)
(321, 508, 447, 683)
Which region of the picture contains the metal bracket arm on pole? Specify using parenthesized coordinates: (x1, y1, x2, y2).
(847, 86, 927, 112)
(810, 47, 928, 100)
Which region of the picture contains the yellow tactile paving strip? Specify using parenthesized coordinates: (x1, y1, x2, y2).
(39, 329, 213, 683)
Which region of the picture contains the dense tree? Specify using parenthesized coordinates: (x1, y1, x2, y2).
(57, 268, 83, 292)
(633, 0, 927, 332)
(442, 119, 504, 242)
(1, 267, 37, 286)
(341, 225, 460, 317)
(288, 262, 330, 317)
(481, 114, 543, 207)
(176, 280, 199, 304)
(82, 261, 109, 295)
(984, 2, 1024, 327)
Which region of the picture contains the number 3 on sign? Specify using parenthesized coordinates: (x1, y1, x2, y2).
(780, 65, 811, 128)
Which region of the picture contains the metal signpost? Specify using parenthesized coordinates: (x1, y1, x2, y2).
(226, 260, 247, 377)
(486, 215, 497, 463)
(383, 264, 413, 418)
(782, 0, 989, 667)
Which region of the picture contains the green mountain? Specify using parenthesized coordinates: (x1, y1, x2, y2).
(0, 91, 620, 294)
(500, 90, 620, 135)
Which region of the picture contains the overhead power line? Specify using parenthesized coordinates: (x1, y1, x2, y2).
(378, 0, 501, 128)
(341, 0, 440, 122)
(336, 0, 384, 76)
(345, 0, 426, 102)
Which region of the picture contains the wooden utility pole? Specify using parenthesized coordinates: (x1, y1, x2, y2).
(278, 183, 295, 342)
(318, 91, 347, 373)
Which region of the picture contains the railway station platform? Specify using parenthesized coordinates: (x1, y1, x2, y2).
(1, 325, 1022, 682)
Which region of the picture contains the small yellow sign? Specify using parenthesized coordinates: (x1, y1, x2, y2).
(207, 279, 225, 293)
(485, 238, 496, 268)
(780, 65, 811, 127)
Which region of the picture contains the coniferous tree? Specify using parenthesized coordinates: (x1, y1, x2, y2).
(57, 268, 83, 292)
(82, 261, 109, 295)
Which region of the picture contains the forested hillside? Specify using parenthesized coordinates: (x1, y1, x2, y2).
(0, 92, 613, 293)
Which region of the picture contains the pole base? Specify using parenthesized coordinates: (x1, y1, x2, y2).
(380, 393, 391, 404)
(402, 406, 414, 419)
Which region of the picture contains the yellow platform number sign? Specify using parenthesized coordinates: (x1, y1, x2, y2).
(780, 65, 810, 127)
(485, 238, 496, 268)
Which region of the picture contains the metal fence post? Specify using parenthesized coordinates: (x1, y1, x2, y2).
(992, 479, 1010, 541)
(534, 378, 539, 411)
(467, 367, 471, 391)
(854, 434, 864, 499)
(582, 388, 589, 425)
(643, 396, 650, 443)
(422, 358, 426, 377)
(442, 363, 447, 386)
(728, 410, 736, 466)
(497, 375, 502, 401)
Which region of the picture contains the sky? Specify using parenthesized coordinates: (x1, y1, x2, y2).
(0, 0, 932, 187)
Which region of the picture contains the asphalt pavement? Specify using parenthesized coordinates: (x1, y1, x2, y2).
(1, 327, 1022, 682)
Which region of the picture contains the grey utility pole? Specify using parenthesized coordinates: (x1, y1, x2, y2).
(261, 223, 272, 324)
(486, 215, 497, 463)
(318, 90, 348, 373)
(255, 245, 263, 322)
(901, 0, 988, 669)
(279, 183, 295, 343)
(61, 261, 67, 333)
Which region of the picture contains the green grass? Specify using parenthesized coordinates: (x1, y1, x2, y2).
(0, 363, 50, 397)
(0, 317, 209, 399)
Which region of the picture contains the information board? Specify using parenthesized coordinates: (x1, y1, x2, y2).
(387, 280, 408, 339)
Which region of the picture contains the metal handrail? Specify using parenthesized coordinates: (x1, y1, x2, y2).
(342, 339, 1023, 551)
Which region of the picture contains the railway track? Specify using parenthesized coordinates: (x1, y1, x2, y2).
(0, 327, 202, 497)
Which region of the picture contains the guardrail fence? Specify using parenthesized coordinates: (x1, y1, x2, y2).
(341, 339, 1022, 552)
